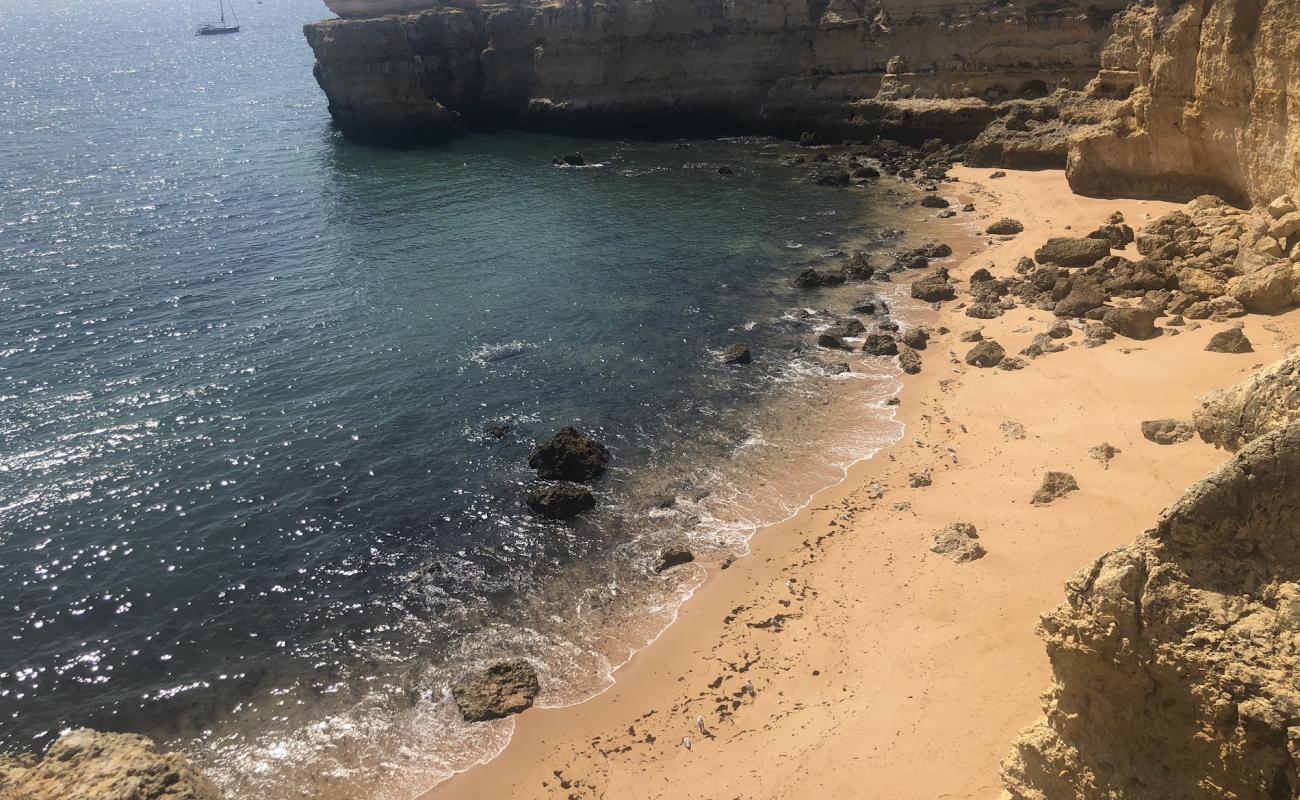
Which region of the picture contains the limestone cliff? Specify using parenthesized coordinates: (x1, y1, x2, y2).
(303, 0, 1129, 143)
(0, 729, 223, 800)
(1067, 0, 1300, 206)
(1001, 418, 1300, 799)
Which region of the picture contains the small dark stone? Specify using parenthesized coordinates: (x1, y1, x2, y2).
(720, 344, 752, 364)
(654, 547, 695, 573)
(1031, 472, 1079, 505)
(818, 332, 850, 350)
(716, 165, 735, 176)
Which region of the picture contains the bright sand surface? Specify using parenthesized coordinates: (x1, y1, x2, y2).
(428, 167, 1300, 800)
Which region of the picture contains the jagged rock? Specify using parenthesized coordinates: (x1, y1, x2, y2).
(1226, 261, 1300, 314)
(654, 547, 694, 572)
(1101, 307, 1158, 340)
(1195, 352, 1300, 451)
(1000, 420, 1027, 439)
(1054, 277, 1107, 318)
(528, 427, 610, 481)
(1087, 222, 1135, 249)
(965, 303, 1003, 319)
(844, 252, 876, 280)
(0, 729, 223, 800)
(908, 470, 932, 488)
(1001, 423, 1300, 800)
(850, 295, 883, 314)
(862, 333, 899, 356)
(1034, 237, 1112, 268)
(960, 329, 984, 342)
(1031, 471, 1078, 505)
(900, 327, 929, 350)
(986, 218, 1025, 235)
(1140, 418, 1194, 445)
(930, 522, 986, 563)
(720, 343, 752, 364)
(898, 348, 922, 374)
(964, 340, 1005, 368)
(452, 659, 541, 722)
(1204, 327, 1252, 353)
(526, 484, 597, 518)
(999, 356, 1028, 371)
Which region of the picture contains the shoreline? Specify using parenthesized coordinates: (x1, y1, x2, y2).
(424, 166, 1300, 799)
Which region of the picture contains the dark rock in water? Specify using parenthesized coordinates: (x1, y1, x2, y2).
(794, 267, 846, 288)
(986, 218, 1024, 235)
(1141, 418, 1194, 445)
(911, 273, 956, 302)
(817, 332, 850, 350)
(798, 131, 827, 147)
(526, 484, 596, 519)
(1102, 307, 1159, 340)
(452, 659, 540, 722)
(1034, 237, 1111, 268)
(1205, 327, 1253, 353)
(825, 362, 851, 375)
(852, 165, 880, 179)
(964, 339, 1005, 368)
(827, 318, 866, 337)
(919, 241, 953, 259)
(899, 347, 922, 374)
(716, 165, 735, 176)
(877, 320, 899, 332)
(814, 170, 851, 187)
(483, 423, 513, 439)
(920, 194, 950, 209)
(720, 344, 752, 364)
(843, 251, 875, 279)
(930, 522, 985, 563)
(528, 427, 610, 481)
(850, 296, 883, 315)
(1031, 471, 1079, 505)
(654, 547, 694, 573)
(901, 327, 929, 350)
(554, 153, 585, 166)
(862, 333, 899, 356)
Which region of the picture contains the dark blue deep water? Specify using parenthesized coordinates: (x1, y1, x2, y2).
(0, 0, 941, 796)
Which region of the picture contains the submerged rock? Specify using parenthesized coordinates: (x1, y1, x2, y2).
(720, 343, 752, 364)
(452, 659, 540, 722)
(528, 427, 610, 482)
(0, 729, 223, 800)
(526, 484, 596, 518)
(654, 547, 695, 573)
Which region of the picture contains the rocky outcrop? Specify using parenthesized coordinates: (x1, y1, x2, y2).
(1195, 351, 1300, 452)
(1001, 421, 1300, 800)
(528, 427, 610, 482)
(304, 0, 1131, 143)
(0, 729, 222, 800)
(1067, 0, 1300, 206)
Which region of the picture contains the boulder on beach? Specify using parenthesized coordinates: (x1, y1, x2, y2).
(911, 272, 956, 302)
(1141, 418, 1194, 445)
(526, 484, 596, 519)
(901, 327, 929, 350)
(1034, 237, 1111, 268)
(986, 218, 1024, 236)
(528, 427, 610, 482)
(964, 339, 1005, 368)
(898, 348, 922, 374)
(1031, 471, 1078, 505)
(920, 194, 950, 208)
(1204, 327, 1252, 353)
(862, 332, 899, 356)
(452, 659, 541, 722)
(930, 522, 985, 563)
(1102, 307, 1159, 340)
(654, 547, 695, 573)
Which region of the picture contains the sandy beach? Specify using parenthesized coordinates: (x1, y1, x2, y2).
(428, 167, 1300, 800)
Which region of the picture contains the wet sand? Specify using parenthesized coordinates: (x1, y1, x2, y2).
(425, 167, 1300, 800)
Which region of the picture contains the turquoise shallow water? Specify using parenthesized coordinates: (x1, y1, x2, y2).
(0, 0, 938, 795)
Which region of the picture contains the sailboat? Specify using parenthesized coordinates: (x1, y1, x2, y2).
(196, 0, 240, 35)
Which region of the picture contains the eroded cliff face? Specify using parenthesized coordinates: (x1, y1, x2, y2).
(1067, 0, 1300, 206)
(303, 0, 1129, 143)
(1001, 417, 1300, 800)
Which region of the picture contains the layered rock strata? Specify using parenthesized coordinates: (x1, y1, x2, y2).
(1001, 419, 1300, 799)
(1067, 0, 1300, 206)
(303, 0, 1130, 143)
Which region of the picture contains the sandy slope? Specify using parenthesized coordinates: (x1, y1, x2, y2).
(426, 167, 1300, 800)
